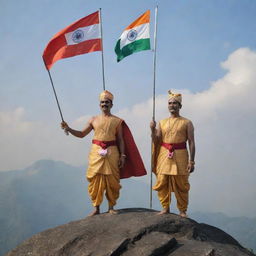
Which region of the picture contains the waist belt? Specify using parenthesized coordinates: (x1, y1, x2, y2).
(161, 142, 186, 152)
(92, 139, 117, 149)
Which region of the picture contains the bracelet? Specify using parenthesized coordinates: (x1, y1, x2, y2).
(121, 154, 126, 158)
(189, 160, 195, 165)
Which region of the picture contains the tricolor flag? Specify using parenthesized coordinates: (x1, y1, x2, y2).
(115, 10, 150, 62)
(43, 11, 101, 70)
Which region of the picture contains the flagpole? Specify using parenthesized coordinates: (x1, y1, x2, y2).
(150, 5, 158, 209)
(99, 8, 106, 90)
(42, 57, 68, 135)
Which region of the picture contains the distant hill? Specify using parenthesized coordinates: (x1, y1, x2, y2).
(0, 160, 151, 255)
(0, 160, 255, 255)
(0, 160, 88, 256)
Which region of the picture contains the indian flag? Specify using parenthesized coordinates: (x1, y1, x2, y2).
(115, 10, 150, 62)
(43, 11, 101, 70)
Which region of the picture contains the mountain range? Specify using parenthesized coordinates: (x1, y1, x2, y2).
(0, 160, 255, 255)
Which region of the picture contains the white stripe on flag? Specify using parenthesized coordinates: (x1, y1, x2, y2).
(65, 24, 100, 45)
(120, 23, 149, 49)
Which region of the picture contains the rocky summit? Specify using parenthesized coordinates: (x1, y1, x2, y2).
(6, 208, 255, 256)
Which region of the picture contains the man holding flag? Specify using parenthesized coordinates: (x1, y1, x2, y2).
(42, 10, 149, 215)
(61, 90, 146, 216)
(150, 91, 195, 217)
(42, 10, 105, 126)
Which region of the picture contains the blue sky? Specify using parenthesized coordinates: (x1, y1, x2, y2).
(1, 0, 256, 217)
(1, 0, 256, 119)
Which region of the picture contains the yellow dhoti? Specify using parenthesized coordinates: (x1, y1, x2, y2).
(153, 174, 190, 211)
(88, 174, 121, 207)
(153, 117, 192, 212)
(86, 115, 122, 207)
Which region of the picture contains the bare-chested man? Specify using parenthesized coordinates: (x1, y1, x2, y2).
(150, 90, 195, 217)
(62, 90, 146, 216)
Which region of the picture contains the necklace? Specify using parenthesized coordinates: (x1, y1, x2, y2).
(167, 117, 180, 137)
(165, 117, 181, 158)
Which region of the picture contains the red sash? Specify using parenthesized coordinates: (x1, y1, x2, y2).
(161, 142, 186, 152)
(91, 122, 147, 179)
(92, 139, 116, 149)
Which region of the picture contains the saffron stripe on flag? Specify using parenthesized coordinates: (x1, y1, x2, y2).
(125, 10, 150, 30)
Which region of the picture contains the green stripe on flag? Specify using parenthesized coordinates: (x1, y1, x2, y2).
(115, 38, 150, 62)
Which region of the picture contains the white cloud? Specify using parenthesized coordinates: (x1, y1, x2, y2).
(118, 47, 256, 217)
(1, 47, 256, 217)
(0, 108, 92, 171)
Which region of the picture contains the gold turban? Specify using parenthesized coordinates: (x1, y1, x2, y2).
(168, 90, 182, 104)
(99, 90, 114, 101)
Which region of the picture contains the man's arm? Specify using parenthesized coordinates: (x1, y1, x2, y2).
(187, 121, 195, 173)
(61, 118, 93, 138)
(116, 123, 126, 169)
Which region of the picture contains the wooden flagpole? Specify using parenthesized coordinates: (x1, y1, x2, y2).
(43, 57, 68, 135)
(99, 8, 106, 91)
(150, 5, 158, 209)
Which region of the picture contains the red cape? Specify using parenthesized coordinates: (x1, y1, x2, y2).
(120, 121, 147, 179)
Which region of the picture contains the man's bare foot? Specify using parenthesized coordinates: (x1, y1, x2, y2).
(108, 209, 118, 215)
(179, 211, 188, 218)
(88, 206, 100, 217)
(157, 209, 170, 215)
(88, 210, 100, 216)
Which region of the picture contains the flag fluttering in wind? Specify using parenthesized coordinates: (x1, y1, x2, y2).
(43, 11, 101, 70)
(115, 10, 150, 62)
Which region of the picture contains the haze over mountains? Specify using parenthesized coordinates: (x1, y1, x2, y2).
(0, 160, 255, 255)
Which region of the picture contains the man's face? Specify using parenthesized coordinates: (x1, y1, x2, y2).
(100, 98, 113, 112)
(168, 99, 181, 114)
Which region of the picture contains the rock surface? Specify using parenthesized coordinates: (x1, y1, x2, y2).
(6, 208, 255, 256)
